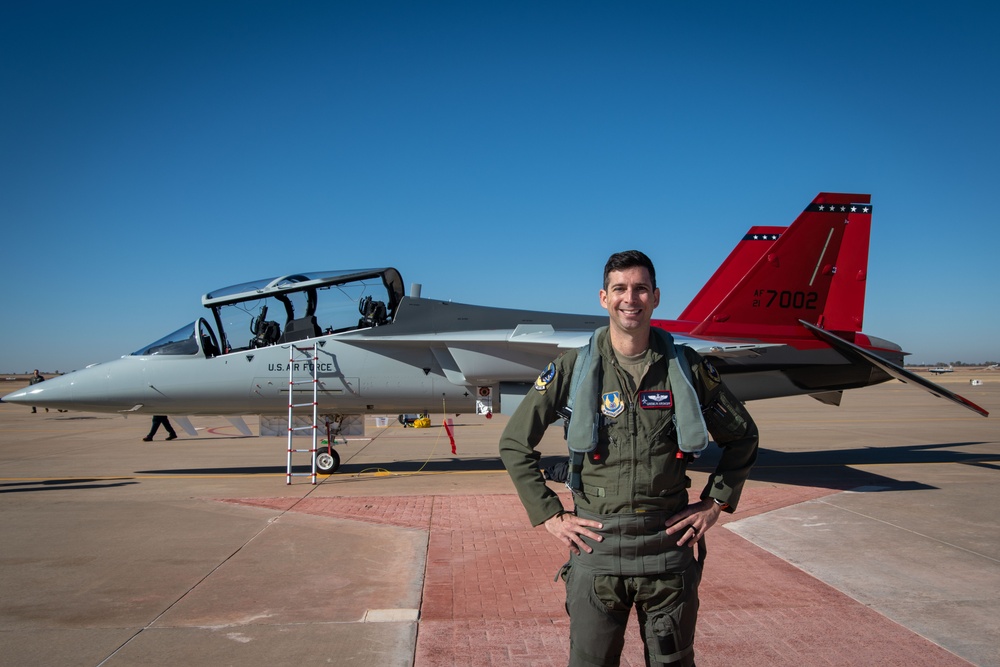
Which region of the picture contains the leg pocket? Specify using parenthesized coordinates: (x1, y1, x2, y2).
(592, 574, 630, 614)
(639, 563, 703, 666)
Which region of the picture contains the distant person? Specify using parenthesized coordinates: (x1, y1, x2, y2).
(143, 415, 178, 442)
(28, 369, 46, 413)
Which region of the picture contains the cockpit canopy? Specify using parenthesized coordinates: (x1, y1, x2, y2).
(131, 268, 405, 358)
(201, 268, 404, 311)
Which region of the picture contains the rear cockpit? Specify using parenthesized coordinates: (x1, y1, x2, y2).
(130, 268, 404, 358)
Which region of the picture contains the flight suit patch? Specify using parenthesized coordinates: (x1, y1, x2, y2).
(533, 363, 557, 393)
(601, 391, 625, 417)
(639, 390, 673, 409)
(703, 359, 721, 384)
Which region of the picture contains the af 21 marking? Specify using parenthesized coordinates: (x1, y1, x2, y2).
(752, 289, 819, 309)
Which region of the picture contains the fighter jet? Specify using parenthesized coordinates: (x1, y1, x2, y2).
(4, 193, 987, 474)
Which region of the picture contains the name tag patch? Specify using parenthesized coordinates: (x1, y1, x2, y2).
(639, 391, 673, 409)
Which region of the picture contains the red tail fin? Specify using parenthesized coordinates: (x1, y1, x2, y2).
(819, 199, 872, 334)
(665, 193, 872, 342)
(678, 226, 785, 323)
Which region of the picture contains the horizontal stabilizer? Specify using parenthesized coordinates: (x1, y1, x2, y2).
(801, 321, 989, 417)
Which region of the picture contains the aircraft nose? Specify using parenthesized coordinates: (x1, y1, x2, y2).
(2, 360, 148, 412)
(3, 374, 77, 408)
(2, 365, 114, 411)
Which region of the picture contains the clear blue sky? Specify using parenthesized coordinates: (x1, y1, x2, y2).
(2, 1, 998, 373)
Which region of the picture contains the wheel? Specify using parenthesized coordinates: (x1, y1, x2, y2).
(316, 447, 340, 474)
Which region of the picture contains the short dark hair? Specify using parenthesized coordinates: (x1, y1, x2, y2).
(603, 250, 656, 291)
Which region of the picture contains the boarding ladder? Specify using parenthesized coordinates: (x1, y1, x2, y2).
(285, 343, 319, 484)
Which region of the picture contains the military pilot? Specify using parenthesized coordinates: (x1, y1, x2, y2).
(500, 250, 759, 667)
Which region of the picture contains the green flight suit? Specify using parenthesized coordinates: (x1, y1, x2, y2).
(499, 328, 759, 667)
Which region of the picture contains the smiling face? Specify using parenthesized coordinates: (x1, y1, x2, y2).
(600, 265, 660, 337)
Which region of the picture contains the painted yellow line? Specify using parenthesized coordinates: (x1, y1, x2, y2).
(0, 469, 507, 482)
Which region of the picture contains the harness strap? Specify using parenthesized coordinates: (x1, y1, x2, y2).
(650, 644, 695, 665)
(565, 329, 603, 495)
(563, 328, 707, 494)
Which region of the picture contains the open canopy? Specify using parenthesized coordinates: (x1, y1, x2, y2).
(202, 268, 404, 313)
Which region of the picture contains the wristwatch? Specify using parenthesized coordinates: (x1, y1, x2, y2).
(712, 498, 730, 511)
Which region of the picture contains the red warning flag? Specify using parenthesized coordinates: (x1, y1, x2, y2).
(444, 418, 456, 454)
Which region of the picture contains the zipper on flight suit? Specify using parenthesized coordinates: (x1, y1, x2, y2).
(612, 358, 647, 513)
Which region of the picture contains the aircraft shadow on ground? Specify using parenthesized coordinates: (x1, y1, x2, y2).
(137, 457, 509, 476)
(690, 440, 994, 492)
(134, 440, 995, 493)
(0, 478, 139, 494)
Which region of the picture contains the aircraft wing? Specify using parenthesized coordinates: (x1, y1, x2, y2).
(345, 324, 595, 348)
(801, 321, 989, 417)
(507, 324, 595, 349)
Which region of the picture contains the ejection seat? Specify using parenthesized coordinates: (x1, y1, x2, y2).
(278, 316, 322, 343)
(358, 296, 388, 328)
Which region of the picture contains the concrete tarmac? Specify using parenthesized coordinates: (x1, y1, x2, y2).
(1, 371, 998, 666)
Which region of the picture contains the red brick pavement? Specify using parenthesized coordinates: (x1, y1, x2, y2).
(236, 489, 972, 667)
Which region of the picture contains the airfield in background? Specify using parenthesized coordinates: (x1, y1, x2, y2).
(1, 372, 997, 666)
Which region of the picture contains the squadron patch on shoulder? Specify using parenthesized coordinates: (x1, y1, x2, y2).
(639, 390, 673, 409)
(533, 363, 557, 393)
(703, 359, 721, 384)
(601, 391, 625, 418)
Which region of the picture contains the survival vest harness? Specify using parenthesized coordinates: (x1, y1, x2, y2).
(561, 326, 709, 495)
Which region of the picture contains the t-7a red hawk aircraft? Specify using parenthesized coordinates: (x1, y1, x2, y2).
(4, 192, 986, 469)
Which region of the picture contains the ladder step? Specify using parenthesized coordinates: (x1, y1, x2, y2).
(286, 343, 319, 483)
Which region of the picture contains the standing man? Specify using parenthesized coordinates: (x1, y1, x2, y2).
(28, 369, 45, 413)
(500, 250, 758, 667)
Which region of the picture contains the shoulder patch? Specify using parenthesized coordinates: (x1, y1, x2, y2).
(703, 359, 721, 384)
(533, 363, 557, 393)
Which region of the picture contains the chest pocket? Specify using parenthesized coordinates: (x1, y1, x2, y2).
(638, 392, 677, 456)
(583, 416, 620, 498)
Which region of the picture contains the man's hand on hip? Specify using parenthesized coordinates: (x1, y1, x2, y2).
(543, 512, 604, 555)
